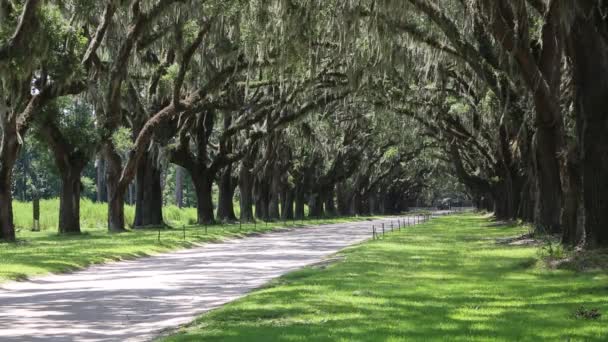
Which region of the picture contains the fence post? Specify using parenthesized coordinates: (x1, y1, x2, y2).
(372, 225, 376, 240)
(158, 227, 161, 243)
(183, 225, 186, 241)
(382, 223, 385, 237)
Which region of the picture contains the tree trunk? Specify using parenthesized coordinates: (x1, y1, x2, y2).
(309, 193, 324, 218)
(134, 152, 164, 227)
(193, 171, 214, 224)
(217, 165, 237, 222)
(255, 179, 269, 221)
(238, 161, 255, 222)
(368, 193, 376, 215)
(58, 166, 84, 234)
(175, 165, 184, 208)
(268, 170, 281, 221)
(324, 186, 336, 217)
(0, 167, 16, 241)
(104, 145, 126, 232)
(281, 188, 294, 221)
(96, 156, 107, 202)
(32, 194, 40, 231)
(0, 133, 20, 241)
(336, 183, 351, 216)
(534, 128, 563, 234)
(559, 144, 582, 246)
(569, 7, 608, 247)
(294, 185, 306, 220)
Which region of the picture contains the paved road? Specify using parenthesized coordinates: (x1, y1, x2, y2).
(0, 215, 435, 342)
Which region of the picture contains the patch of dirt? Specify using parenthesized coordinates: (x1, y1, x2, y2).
(549, 248, 608, 272)
(496, 234, 542, 246)
(486, 220, 517, 228)
(573, 307, 602, 320)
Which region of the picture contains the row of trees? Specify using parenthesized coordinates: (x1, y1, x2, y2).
(0, 0, 458, 242)
(4, 0, 605, 249)
(383, 0, 608, 248)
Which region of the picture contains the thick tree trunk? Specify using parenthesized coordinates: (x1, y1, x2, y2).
(336, 183, 351, 216)
(368, 193, 376, 215)
(294, 185, 306, 220)
(40, 120, 90, 234)
(0, 134, 20, 241)
(134, 152, 163, 227)
(560, 145, 582, 245)
(281, 188, 294, 221)
(96, 156, 107, 202)
(534, 128, 563, 234)
(32, 194, 40, 231)
(238, 161, 255, 222)
(217, 166, 237, 222)
(0, 166, 16, 241)
(324, 186, 336, 217)
(255, 179, 269, 221)
(58, 167, 84, 234)
(569, 8, 608, 247)
(193, 172, 214, 224)
(378, 194, 386, 214)
(309, 193, 324, 218)
(268, 171, 281, 221)
(104, 145, 126, 232)
(519, 175, 536, 223)
(175, 165, 185, 208)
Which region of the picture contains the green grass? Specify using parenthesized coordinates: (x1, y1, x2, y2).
(161, 214, 608, 342)
(13, 198, 202, 231)
(1, 201, 381, 283)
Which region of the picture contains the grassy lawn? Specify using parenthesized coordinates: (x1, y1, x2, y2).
(0, 212, 379, 283)
(162, 214, 608, 342)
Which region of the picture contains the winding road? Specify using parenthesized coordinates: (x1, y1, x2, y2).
(0, 215, 434, 342)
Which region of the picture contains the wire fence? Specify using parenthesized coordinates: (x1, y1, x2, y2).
(370, 209, 466, 240)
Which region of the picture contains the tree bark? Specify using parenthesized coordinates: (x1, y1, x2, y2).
(309, 193, 324, 218)
(193, 171, 214, 224)
(281, 188, 294, 221)
(336, 183, 353, 216)
(268, 168, 281, 221)
(40, 119, 91, 234)
(104, 144, 127, 232)
(175, 165, 184, 208)
(238, 160, 255, 222)
(294, 185, 306, 220)
(255, 178, 269, 221)
(0, 166, 16, 241)
(134, 151, 164, 227)
(32, 194, 40, 231)
(569, 5, 608, 247)
(534, 128, 563, 233)
(58, 166, 84, 234)
(324, 186, 336, 217)
(96, 156, 107, 202)
(217, 165, 237, 222)
(0, 129, 20, 241)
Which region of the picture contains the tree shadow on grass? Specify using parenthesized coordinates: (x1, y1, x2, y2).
(165, 215, 608, 342)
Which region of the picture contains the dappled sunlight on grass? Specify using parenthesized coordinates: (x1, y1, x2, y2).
(162, 214, 608, 342)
